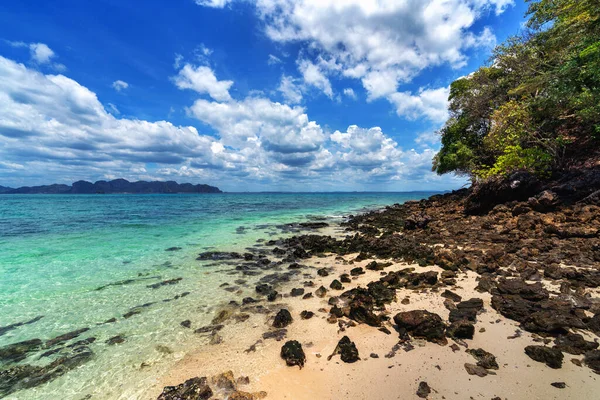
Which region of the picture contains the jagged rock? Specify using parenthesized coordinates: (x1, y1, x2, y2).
(447, 320, 475, 339)
(467, 348, 499, 370)
(317, 268, 329, 277)
(584, 350, 600, 373)
(281, 341, 305, 369)
(551, 382, 566, 389)
(340, 274, 352, 283)
(157, 377, 213, 400)
(554, 333, 598, 355)
(273, 309, 293, 328)
(180, 320, 191, 329)
(464, 363, 490, 377)
(46, 328, 90, 347)
(327, 336, 359, 363)
(350, 267, 365, 276)
(449, 298, 483, 323)
(441, 290, 462, 302)
(394, 310, 446, 344)
(290, 288, 305, 297)
(525, 346, 564, 369)
(211, 370, 236, 391)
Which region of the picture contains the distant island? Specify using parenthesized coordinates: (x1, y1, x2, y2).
(0, 179, 222, 194)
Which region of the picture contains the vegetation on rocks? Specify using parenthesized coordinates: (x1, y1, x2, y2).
(434, 0, 600, 180)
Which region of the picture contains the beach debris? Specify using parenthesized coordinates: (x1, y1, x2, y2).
(273, 309, 293, 328)
(157, 377, 213, 400)
(524, 345, 564, 369)
(281, 340, 305, 368)
(416, 381, 431, 398)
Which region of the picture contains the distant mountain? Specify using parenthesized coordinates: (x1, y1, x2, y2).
(1, 179, 222, 194)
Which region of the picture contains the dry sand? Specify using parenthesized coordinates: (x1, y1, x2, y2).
(141, 251, 600, 400)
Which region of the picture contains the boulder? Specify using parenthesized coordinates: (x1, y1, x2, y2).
(394, 310, 446, 343)
(525, 345, 564, 369)
(327, 336, 359, 363)
(273, 309, 293, 328)
(280, 341, 305, 369)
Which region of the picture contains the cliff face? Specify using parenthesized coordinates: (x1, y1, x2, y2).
(2, 179, 222, 194)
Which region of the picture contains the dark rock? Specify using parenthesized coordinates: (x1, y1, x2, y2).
(290, 288, 305, 297)
(327, 336, 359, 363)
(315, 286, 328, 298)
(525, 345, 564, 369)
(273, 309, 293, 328)
(0, 339, 43, 364)
(255, 284, 273, 295)
(554, 333, 598, 355)
(464, 363, 490, 377)
(317, 268, 329, 277)
(416, 381, 431, 398)
(340, 274, 352, 283)
(365, 261, 393, 271)
(584, 350, 600, 373)
(267, 291, 280, 302)
(0, 316, 44, 337)
(157, 376, 213, 400)
(467, 348, 499, 370)
(330, 306, 344, 318)
(300, 311, 314, 320)
(551, 382, 566, 389)
(447, 320, 475, 339)
(329, 280, 343, 290)
(350, 267, 365, 276)
(165, 247, 182, 252)
(106, 335, 125, 345)
(281, 340, 305, 368)
(46, 328, 90, 347)
(441, 290, 462, 302)
(302, 292, 313, 299)
(194, 324, 224, 334)
(197, 251, 242, 261)
(180, 320, 192, 329)
(393, 310, 446, 344)
(211, 370, 236, 391)
(262, 329, 287, 341)
(449, 298, 484, 323)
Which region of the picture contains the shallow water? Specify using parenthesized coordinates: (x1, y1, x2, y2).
(0, 192, 437, 399)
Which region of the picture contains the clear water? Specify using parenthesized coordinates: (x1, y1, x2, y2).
(0, 192, 437, 399)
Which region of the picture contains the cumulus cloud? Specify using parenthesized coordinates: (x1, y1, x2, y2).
(194, 0, 232, 8)
(388, 86, 451, 123)
(112, 80, 129, 91)
(29, 43, 55, 64)
(298, 59, 333, 98)
(195, 0, 511, 119)
(278, 75, 303, 104)
(173, 64, 233, 102)
(0, 55, 463, 190)
(343, 88, 357, 100)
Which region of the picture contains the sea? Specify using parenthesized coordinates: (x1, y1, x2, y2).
(0, 192, 438, 399)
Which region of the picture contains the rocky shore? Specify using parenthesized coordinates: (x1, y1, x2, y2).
(145, 167, 600, 399)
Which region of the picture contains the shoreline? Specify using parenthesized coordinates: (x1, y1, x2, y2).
(144, 177, 600, 399)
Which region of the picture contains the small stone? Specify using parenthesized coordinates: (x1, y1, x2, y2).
(551, 382, 566, 389)
(273, 309, 293, 328)
(180, 320, 191, 328)
(106, 335, 125, 345)
(370, 353, 379, 358)
(300, 310, 314, 320)
(464, 363, 489, 377)
(330, 280, 343, 290)
(317, 268, 329, 277)
(290, 288, 305, 297)
(416, 382, 431, 398)
(315, 286, 328, 298)
(327, 336, 360, 363)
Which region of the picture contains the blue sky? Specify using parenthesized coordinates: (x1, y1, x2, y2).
(0, 0, 528, 191)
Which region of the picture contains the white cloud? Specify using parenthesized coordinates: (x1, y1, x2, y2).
(278, 75, 303, 104)
(194, 0, 232, 8)
(29, 43, 55, 64)
(343, 88, 357, 100)
(106, 103, 120, 115)
(388, 86, 450, 123)
(112, 80, 129, 92)
(268, 54, 282, 65)
(0, 55, 464, 191)
(173, 64, 233, 102)
(298, 59, 333, 98)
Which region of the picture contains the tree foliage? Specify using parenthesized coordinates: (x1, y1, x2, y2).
(434, 0, 600, 180)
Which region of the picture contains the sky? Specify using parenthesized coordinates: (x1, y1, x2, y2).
(0, 0, 529, 192)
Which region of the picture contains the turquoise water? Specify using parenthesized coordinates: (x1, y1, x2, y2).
(0, 192, 436, 399)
